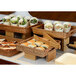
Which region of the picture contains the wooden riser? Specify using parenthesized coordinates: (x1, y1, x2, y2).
(62, 38, 70, 51)
(24, 49, 56, 62)
(1, 31, 32, 39)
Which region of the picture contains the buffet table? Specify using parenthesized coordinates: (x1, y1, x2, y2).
(0, 11, 76, 65)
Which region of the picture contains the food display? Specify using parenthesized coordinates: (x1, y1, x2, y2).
(54, 24, 64, 32)
(16, 34, 58, 62)
(2, 16, 11, 25)
(30, 17, 38, 26)
(21, 38, 49, 51)
(44, 20, 71, 33)
(44, 23, 53, 31)
(10, 17, 19, 26)
(0, 15, 39, 27)
(0, 35, 23, 57)
(18, 18, 28, 27)
(63, 22, 71, 33)
(0, 38, 17, 50)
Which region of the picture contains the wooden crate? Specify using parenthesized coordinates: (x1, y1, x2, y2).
(32, 24, 76, 51)
(0, 35, 23, 57)
(0, 22, 42, 39)
(16, 34, 60, 62)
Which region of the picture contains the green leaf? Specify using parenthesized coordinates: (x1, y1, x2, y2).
(31, 19, 37, 24)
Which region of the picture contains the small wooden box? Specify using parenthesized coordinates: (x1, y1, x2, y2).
(0, 22, 42, 39)
(0, 35, 23, 57)
(32, 24, 76, 39)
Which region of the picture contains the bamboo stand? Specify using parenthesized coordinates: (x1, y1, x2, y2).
(62, 37, 69, 51)
(6, 31, 14, 38)
(24, 49, 56, 62)
(6, 31, 31, 39)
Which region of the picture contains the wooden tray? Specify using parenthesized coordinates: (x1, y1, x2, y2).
(0, 35, 23, 57)
(17, 35, 56, 57)
(32, 24, 76, 39)
(0, 22, 42, 39)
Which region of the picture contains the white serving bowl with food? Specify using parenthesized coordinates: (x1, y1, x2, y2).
(10, 17, 18, 26)
(63, 22, 71, 33)
(44, 23, 53, 31)
(30, 17, 38, 26)
(54, 24, 64, 32)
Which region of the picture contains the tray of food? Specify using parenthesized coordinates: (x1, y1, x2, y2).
(0, 14, 41, 34)
(32, 20, 76, 39)
(0, 35, 23, 57)
(17, 34, 60, 60)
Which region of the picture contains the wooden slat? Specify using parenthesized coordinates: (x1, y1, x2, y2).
(29, 11, 76, 22)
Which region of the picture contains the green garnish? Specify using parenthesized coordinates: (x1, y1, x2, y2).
(31, 19, 37, 24)
(2, 18, 6, 22)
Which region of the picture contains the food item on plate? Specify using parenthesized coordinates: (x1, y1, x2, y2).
(0, 40, 17, 50)
(44, 23, 53, 31)
(35, 41, 43, 47)
(63, 22, 71, 33)
(54, 24, 64, 32)
(28, 44, 36, 48)
(44, 20, 52, 24)
(36, 47, 45, 50)
(18, 18, 28, 27)
(10, 17, 19, 26)
(2, 16, 11, 25)
(30, 17, 38, 26)
(41, 44, 49, 49)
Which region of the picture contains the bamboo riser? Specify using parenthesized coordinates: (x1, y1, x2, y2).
(5, 31, 32, 39)
(24, 49, 56, 62)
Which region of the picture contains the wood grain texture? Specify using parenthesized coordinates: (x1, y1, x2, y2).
(0, 11, 15, 15)
(29, 11, 76, 22)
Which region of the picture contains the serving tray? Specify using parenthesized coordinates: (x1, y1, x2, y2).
(0, 35, 23, 57)
(32, 24, 76, 39)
